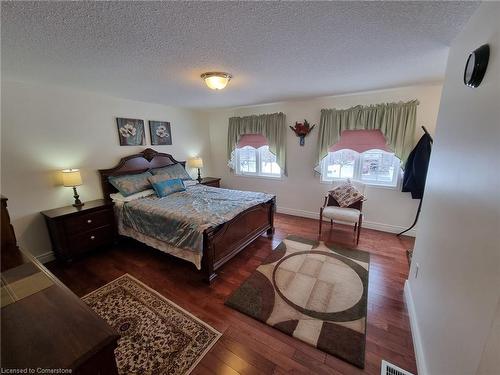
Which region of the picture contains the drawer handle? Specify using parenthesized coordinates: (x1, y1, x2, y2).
(87, 219, 92, 224)
(90, 235, 95, 240)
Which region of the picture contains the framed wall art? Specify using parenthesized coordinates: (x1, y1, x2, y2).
(116, 118, 145, 146)
(149, 121, 172, 145)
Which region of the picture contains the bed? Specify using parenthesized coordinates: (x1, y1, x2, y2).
(99, 148, 275, 283)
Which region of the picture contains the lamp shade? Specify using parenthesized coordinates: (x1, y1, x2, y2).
(187, 157, 203, 169)
(62, 169, 82, 187)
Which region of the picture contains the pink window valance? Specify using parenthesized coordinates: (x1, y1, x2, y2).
(237, 134, 268, 149)
(329, 130, 391, 153)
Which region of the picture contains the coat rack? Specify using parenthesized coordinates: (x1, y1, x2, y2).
(397, 126, 433, 237)
(421, 126, 433, 142)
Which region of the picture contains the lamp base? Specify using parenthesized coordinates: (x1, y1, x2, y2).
(197, 168, 202, 183)
(72, 186, 84, 208)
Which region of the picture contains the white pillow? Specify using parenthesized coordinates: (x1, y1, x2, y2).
(183, 180, 199, 187)
(110, 189, 155, 203)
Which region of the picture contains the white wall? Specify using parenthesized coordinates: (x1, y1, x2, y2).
(206, 84, 443, 235)
(1, 80, 213, 259)
(406, 3, 500, 375)
(477, 300, 500, 375)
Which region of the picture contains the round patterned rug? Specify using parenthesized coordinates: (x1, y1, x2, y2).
(225, 235, 370, 369)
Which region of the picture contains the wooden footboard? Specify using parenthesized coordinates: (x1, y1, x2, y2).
(202, 197, 275, 283)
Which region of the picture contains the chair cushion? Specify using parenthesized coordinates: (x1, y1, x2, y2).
(322, 206, 360, 223)
(329, 182, 364, 208)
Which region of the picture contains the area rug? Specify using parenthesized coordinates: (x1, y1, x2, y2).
(225, 235, 370, 368)
(83, 274, 221, 375)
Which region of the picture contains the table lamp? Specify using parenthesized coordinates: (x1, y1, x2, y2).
(188, 157, 203, 182)
(62, 169, 83, 207)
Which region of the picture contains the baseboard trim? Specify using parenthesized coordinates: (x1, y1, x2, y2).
(276, 206, 416, 237)
(33, 208, 414, 263)
(36, 251, 56, 264)
(404, 281, 427, 375)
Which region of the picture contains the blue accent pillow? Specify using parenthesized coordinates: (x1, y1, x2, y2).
(150, 177, 186, 198)
(150, 163, 192, 180)
(108, 172, 153, 197)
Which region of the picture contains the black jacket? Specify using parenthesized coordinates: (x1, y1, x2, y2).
(402, 133, 432, 199)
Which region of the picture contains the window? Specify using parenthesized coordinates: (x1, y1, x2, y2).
(235, 145, 281, 178)
(321, 149, 357, 180)
(321, 149, 401, 187)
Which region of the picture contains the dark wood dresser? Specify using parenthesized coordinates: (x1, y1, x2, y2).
(1, 197, 120, 374)
(200, 177, 221, 188)
(41, 199, 116, 261)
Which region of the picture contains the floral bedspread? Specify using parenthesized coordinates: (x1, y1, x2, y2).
(121, 185, 274, 254)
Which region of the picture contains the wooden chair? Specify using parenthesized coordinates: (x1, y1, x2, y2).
(319, 183, 366, 245)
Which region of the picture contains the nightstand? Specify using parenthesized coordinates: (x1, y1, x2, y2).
(199, 177, 221, 188)
(41, 199, 116, 261)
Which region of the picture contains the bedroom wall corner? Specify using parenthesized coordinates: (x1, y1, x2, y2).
(205, 84, 443, 234)
(0, 80, 213, 259)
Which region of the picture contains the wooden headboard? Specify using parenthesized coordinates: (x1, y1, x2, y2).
(98, 148, 186, 200)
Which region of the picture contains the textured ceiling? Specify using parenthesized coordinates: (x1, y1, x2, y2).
(1, 1, 478, 109)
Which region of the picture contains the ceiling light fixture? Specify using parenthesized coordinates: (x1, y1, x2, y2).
(201, 72, 232, 90)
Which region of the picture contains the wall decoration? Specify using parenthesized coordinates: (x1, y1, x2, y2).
(290, 119, 315, 146)
(149, 121, 172, 145)
(116, 118, 145, 146)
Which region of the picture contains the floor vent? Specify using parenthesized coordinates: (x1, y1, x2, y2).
(381, 360, 415, 375)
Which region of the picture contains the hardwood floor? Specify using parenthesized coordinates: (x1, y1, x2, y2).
(47, 213, 417, 375)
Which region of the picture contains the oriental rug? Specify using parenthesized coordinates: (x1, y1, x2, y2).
(83, 274, 220, 374)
